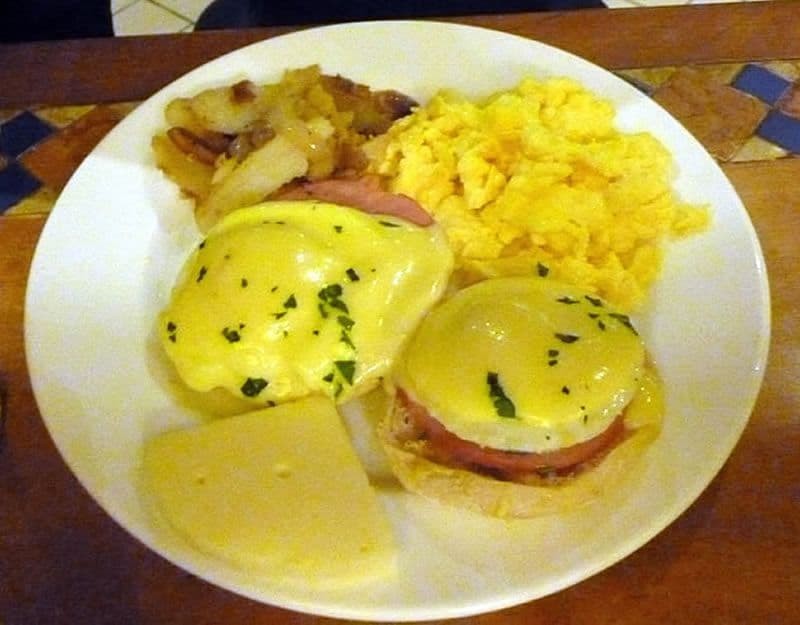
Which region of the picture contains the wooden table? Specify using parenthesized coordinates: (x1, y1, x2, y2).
(1, 3, 798, 623)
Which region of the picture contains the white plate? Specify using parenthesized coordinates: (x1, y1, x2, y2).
(25, 21, 770, 621)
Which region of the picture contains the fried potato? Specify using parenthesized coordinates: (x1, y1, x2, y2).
(195, 134, 308, 231)
(152, 133, 214, 201)
(154, 65, 417, 230)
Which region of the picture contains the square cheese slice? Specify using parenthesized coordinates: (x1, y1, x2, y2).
(142, 396, 396, 587)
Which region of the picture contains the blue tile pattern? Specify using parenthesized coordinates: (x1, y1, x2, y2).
(0, 112, 54, 214)
(0, 161, 42, 213)
(732, 64, 792, 106)
(0, 112, 55, 159)
(756, 109, 800, 153)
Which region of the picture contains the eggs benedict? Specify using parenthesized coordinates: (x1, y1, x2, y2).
(382, 276, 663, 518)
(159, 199, 453, 406)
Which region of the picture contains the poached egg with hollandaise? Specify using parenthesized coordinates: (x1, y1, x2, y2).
(159, 199, 453, 405)
(382, 276, 662, 517)
(395, 276, 646, 454)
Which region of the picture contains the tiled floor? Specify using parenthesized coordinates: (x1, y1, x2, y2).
(112, 0, 213, 36)
(111, 0, 771, 36)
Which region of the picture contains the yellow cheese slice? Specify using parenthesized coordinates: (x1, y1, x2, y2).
(142, 396, 396, 587)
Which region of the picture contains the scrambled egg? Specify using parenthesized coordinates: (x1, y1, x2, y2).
(369, 76, 709, 310)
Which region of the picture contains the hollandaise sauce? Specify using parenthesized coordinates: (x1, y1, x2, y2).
(159, 200, 453, 405)
(396, 277, 648, 454)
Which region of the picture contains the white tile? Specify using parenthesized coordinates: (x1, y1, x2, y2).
(153, 0, 215, 22)
(111, 0, 139, 14)
(113, 0, 192, 36)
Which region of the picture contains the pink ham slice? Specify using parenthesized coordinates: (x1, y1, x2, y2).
(277, 175, 433, 226)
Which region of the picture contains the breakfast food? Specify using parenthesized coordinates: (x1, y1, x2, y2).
(148, 66, 704, 542)
(159, 199, 453, 405)
(142, 396, 396, 585)
(367, 76, 709, 310)
(152, 65, 417, 230)
(381, 276, 663, 518)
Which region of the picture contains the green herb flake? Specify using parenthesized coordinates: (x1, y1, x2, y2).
(346, 267, 360, 282)
(273, 311, 287, 320)
(584, 294, 604, 307)
(337, 315, 355, 332)
(241, 377, 268, 397)
(221, 326, 241, 343)
(561, 386, 571, 395)
(166, 321, 177, 333)
(555, 333, 580, 344)
(340, 331, 355, 349)
(334, 225, 343, 233)
(241, 278, 249, 288)
(487, 372, 516, 418)
(536, 262, 550, 277)
(283, 294, 297, 309)
(379, 220, 401, 228)
(598, 320, 607, 331)
(335, 360, 356, 385)
(196, 266, 208, 282)
(198, 240, 206, 249)
(322, 372, 334, 383)
(548, 360, 558, 367)
(609, 312, 639, 335)
(556, 296, 579, 304)
(319, 284, 343, 300)
(547, 349, 559, 357)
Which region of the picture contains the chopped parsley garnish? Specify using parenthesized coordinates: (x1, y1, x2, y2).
(379, 220, 401, 228)
(555, 333, 580, 344)
(221, 326, 241, 343)
(584, 294, 604, 307)
(548, 349, 560, 357)
(609, 312, 639, 335)
(241, 377, 268, 397)
(196, 266, 207, 282)
(335, 360, 356, 385)
(340, 331, 355, 349)
(346, 267, 360, 282)
(561, 386, 571, 395)
(598, 320, 607, 331)
(166, 321, 177, 333)
(556, 296, 580, 304)
(337, 315, 355, 332)
(487, 372, 516, 418)
(322, 372, 334, 383)
(318, 283, 349, 315)
(273, 294, 297, 319)
(240, 278, 248, 288)
(198, 240, 206, 249)
(536, 262, 550, 277)
(334, 225, 343, 233)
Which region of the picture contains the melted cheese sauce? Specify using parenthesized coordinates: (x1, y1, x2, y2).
(396, 277, 646, 452)
(160, 200, 453, 405)
(142, 396, 396, 586)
